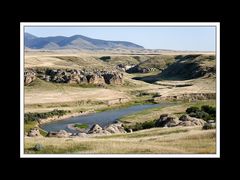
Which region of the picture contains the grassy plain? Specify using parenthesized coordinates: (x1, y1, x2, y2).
(24, 51, 216, 154)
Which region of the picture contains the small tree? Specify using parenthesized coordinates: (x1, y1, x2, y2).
(201, 105, 216, 115)
(186, 106, 200, 114)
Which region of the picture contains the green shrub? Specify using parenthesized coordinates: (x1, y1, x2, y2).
(201, 105, 216, 116)
(99, 56, 111, 62)
(142, 120, 156, 129)
(186, 106, 200, 114)
(132, 123, 143, 131)
(74, 123, 89, 129)
(195, 111, 209, 119)
(34, 143, 44, 151)
(186, 105, 216, 121)
(131, 120, 157, 131)
(202, 123, 216, 130)
(24, 109, 70, 123)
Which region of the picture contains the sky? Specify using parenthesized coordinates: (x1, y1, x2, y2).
(25, 26, 216, 51)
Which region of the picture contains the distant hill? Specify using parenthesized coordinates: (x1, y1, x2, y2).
(24, 33, 144, 50)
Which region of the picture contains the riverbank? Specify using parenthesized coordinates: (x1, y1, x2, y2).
(32, 98, 157, 125)
(40, 103, 164, 133)
(25, 99, 157, 134)
(38, 110, 95, 125)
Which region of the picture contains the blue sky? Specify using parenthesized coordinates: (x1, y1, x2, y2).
(25, 26, 216, 51)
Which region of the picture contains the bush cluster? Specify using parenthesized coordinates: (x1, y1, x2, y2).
(25, 109, 70, 123)
(186, 105, 216, 121)
(125, 120, 157, 131)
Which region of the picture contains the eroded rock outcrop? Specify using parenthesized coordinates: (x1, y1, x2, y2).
(155, 114, 206, 128)
(116, 64, 135, 72)
(202, 121, 216, 130)
(47, 130, 71, 138)
(87, 74, 105, 85)
(126, 65, 158, 73)
(27, 128, 41, 137)
(24, 68, 124, 86)
(155, 114, 180, 127)
(104, 123, 126, 134)
(24, 70, 36, 85)
(88, 124, 104, 134)
(154, 93, 216, 102)
(178, 114, 206, 126)
(87, 123, 126, 135)
(102, 72, 124, 85)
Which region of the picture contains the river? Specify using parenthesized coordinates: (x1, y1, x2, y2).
(40, 103, 170, 133)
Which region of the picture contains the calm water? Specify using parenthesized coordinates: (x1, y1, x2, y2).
(40, 103, 170, 133)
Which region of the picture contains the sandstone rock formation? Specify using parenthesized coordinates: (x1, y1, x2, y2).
(47, 130, 71, 138)
(154, 93, 216, 102)
(116, 64, 135, 72)
(24, 70, 36, 85)
(88, 123, 126, 135)
(127, 65, 158, 73)
(87, 74, 105, 84)
(202, 121, 216, 130)
(24, 68, 124, 86)
(155, 114, 180, 127)
(76, 133, 89, 137)
(178, 114, 206, 126)
(104, 123, 126, 134)
(27, 128, 41, 137)
(102, 72, 124, 85)
(155, 114, 206, 128)
(88, 124, 104, 134)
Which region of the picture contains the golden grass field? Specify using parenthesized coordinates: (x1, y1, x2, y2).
(25, 126, 216, 154)
(24, 51, 217, 154)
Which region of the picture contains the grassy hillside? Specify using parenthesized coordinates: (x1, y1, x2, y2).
(136, 55, 176, 70)
(25, 54, 113, 70)
(132, 54, 215, 83)
(160, 55, 216, 80)
(25, 126, 216, 154)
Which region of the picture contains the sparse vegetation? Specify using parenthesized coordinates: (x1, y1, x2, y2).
(74, 123, 89, 129)
(25, 126, 216, 154)
(202, 123, 216, 130)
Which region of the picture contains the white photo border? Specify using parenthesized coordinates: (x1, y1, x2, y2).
(20, 22, 220, 158)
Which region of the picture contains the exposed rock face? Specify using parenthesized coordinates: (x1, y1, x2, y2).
(47, 130, 70, 138)
(126, 65, 158, 73)
(24, 70, 36, 85)
(28, 128, 41, 137)
(202, 122, 216, 130)
(87, 74, 105, 84)
(155, 114, 206, 128)
(102, 72, 124, 85)
(178, 115, 206, 126)
(88, 123, 126, 135)
(104, 123, 126, 134)
(24, 68, 124, 86)
(155, 114, 180, 127)
(154, 93, 216, 102)
(116, 64, 135, 72)
(76, 133, 89, 137)
(88, 124, 104, 134)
